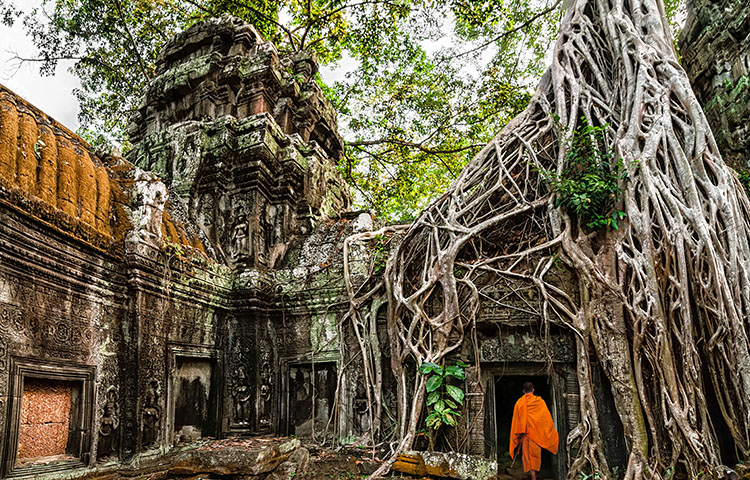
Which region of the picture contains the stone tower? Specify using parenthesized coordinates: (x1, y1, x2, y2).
(127, 15, 351, 269)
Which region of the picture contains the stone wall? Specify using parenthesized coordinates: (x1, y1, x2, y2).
(0, 14, 357, 478)
(0, 182, 233, 477)
(680, 0, 750, 168)
(0, 86, 111, 247)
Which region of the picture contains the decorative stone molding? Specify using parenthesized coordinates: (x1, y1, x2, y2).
(2, 357, 95, 478)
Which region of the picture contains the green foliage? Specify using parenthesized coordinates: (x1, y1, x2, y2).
(419, 361, 467, 434)
(370, 234, 389, 275)
(2, 0, 561, 217)
(3, 0, 192, 147)
(163, 236, 185, 258)
(734, 166, 750, 197)
(540, 118, 627, 231)
(578, 472, 602, 480)
(337, 0, 555, 219)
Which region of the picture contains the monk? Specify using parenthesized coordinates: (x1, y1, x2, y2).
(509, 382, 559, 480)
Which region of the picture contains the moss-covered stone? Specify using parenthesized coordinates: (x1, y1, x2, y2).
(680, 0, 750, 168)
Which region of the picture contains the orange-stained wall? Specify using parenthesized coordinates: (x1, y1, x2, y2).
(0, 86, 111, 236)
(17, 379, 73, 460)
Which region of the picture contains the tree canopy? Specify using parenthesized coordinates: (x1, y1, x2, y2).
(0, 0, 565, 219)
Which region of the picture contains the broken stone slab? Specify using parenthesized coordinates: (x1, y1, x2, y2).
(253, 446, 310, 480)
(393, 450, 498, 480)
(167, 438, 303, 477)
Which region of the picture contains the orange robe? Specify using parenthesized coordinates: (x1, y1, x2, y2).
(509, 393, 559, 472)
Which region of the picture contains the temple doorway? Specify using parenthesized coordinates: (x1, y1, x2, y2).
(172, 357, 218, 444)
(495, 375, 554, 479)
(3, 358, 95, 478)
(167, 344, 221, 447)
(16, 378, 83, 467)
(286, 362, 337, 438)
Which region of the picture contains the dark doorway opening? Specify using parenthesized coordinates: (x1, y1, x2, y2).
(172, 357, 218, 444)
(287, 362, 337, 438)
(495, 375, 554, 479)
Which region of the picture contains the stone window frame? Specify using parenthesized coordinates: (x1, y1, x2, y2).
(165, 343, 223, 446)
(1, 357, 95, 478)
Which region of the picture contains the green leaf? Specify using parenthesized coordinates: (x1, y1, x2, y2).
(419, 362, 442, 375)
(443, 412, 457, 426)
(426, 375, 443, 392)
(425, 412, 441, 428)
(427, 391, 440, 405)
(446, 384, 465, 404)
(445, 399, 458, 409)
(445, 366, 465, 379)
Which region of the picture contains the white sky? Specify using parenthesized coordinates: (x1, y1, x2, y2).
(0, 1, 81, 129)
(0, 1, 350, 134)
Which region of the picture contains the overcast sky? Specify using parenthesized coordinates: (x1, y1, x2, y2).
(0, 1, 82, 129)
(0, 1, 354, 135)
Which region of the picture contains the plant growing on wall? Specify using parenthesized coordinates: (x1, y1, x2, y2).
(540, 118, 627, 231)
(733, 166, 750, 197)
(419, 361, 467, 450)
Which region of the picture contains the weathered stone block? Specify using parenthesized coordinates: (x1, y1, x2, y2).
(393, 450, 498, 480)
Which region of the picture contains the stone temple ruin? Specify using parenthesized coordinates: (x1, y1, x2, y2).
(0, 16, 613, 480)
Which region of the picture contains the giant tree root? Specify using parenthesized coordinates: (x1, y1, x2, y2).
(361, 0, 750, 478)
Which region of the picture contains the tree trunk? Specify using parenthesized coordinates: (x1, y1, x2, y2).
(379, 0, 750, 477)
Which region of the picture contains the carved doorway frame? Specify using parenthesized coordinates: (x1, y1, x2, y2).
(1, 357, 95, 478)
(481, 362, 570, 480)
(165, 343, 223, 447)
(278, 352, 340, 438)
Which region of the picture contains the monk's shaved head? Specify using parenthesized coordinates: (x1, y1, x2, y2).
(523, 381, 534, 393)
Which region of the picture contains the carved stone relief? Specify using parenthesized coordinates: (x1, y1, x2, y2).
(478, 331, 574, 363)
(232, 363, 252, 425)
(229, 204, 251, 261)
(141, 379, 161, 448)
(98, 386, 120, 459)
(256, 328, 274, 430)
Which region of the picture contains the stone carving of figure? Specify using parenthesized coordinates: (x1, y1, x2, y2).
(127, 170, 168, 247)
(256, 205, 269, 265)
(233, 364, 252, 425)
(142, 380, 160, 448)
(353, 379, 369, 434)
(230, 206, 249, 260)
(98, 386, 120, 458)
(273, 204, 284, 245)
(259, 383, 271, 428)
(258, 359, 272, 429)
(195, 192, 215, 242)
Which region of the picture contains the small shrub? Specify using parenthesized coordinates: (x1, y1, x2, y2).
(541, 118, 627, 231)
(735, 166, 750, 196)
(371, 234, 388, 275)
(419, 360, 468, 450)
